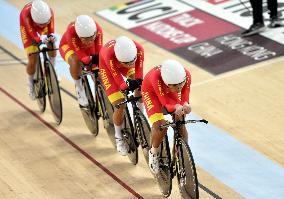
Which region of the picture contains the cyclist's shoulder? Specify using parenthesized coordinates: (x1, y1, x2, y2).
(100, 41, 115, 59)
(20, 2, 32, 15)
(62, 22, 76, 37)
(133, 40, 144, 50)
(95, 22, 103, 32)
(144, 66, 161, 80)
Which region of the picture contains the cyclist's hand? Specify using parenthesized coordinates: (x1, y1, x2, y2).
(174, 104, 184, 120)
(46, 34, 56, 43)
(120, 82, 128, 92)
(126, 78, 142, 91)
(183, 102, 191, 114)
(38, 41, 47, 51)
(135, 78, 143, 87)
(91, 54, 99, 65)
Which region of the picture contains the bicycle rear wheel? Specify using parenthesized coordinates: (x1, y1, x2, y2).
(34, 57, 46, 113)
(136, 110, 151, 164)
(97, 84, 115, 146)
(123, 106, 138, 165)
(46, 60, 62, 125)
(156, 135, 172, 197)
(177, 138, 199, 199)
(80, 77, 99, 136)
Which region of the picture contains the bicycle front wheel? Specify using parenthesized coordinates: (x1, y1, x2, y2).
(97, 84, 115, 146)
(34, 57, 46, 113)
(46, 60, 62, 125)
(177, 138, 199, 199)
(156, 135, 172, 198)
(124, 106, 138, 165)
(136, 110, 151, 164)
(80, 77, 99, 136)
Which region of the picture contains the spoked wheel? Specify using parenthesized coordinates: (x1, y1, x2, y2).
(34, 57, 46, 113)
(80, 77, 99, 136)
(123, 107, 138, 165)
(136, 110, 151, 164)
(97, 84, 116, 147)
(156, 135, 172, 198)
(177, 139, 199, 199)
(46, 60, 63, 125)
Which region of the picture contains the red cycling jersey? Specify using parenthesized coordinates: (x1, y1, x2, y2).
(141, 66, 191, 124)
(20, 2, 54, 54)
(59, 22, 103, 62)
(99, 39, 144, 103)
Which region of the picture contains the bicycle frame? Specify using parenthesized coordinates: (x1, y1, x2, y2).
(161, 117, 207, 175)
(80, 66, 111, 123)
(116, 90, 148, 148)
(33, 47, 57, 95)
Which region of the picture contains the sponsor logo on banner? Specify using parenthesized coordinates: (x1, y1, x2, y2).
(173, 33, 284, 74)
(96, 0, 193, 29)
(130, 10, 240, 49)
(96, 0, 284, 74)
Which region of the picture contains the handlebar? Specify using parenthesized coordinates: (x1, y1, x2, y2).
(80, 63, 99, 77)
(159, 119, 208, 130)
(30, 47, 58, 55)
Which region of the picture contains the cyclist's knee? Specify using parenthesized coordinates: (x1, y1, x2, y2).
(152, 120, 168, 135)
(113, 99, 126, 112)
(48, 50, 57, 58)
(27, 54, 38, 68)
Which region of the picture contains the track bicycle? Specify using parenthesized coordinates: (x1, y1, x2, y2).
(115, 86, 151, 165)
(79, 63, 114, 138)
(32, 41, 63, 125)
(156, 115, 208, 198)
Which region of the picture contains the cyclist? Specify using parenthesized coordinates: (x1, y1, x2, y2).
(99, 36, 144, 156)
(141, 59, 192, 174)
(20, 0, 56, 100)
(59, 15, 103, 106)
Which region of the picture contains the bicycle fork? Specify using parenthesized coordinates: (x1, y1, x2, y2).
(133, 108, 148, 149)
(172, 135, 187, 187)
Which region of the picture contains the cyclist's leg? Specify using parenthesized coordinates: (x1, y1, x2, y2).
(60, 43, 87, 106)
(142, 90, 167, 173)
(99, 63, 125, 128)
(26, 53, 39, 100)
(20, 19, 39, 100)
(100, 63, 128, 155)
(26, 53, 38, 76)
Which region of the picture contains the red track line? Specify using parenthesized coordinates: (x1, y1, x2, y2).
(0, 86, 144, 199)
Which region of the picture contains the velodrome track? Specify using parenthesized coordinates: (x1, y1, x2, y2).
(0, 0, 284, 198)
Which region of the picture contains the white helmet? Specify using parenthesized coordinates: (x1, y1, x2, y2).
(31, 0, 51, 24)
(161, 59, 186, 85)
(75, 15, 97, 38)
(114, 36, 137, 63)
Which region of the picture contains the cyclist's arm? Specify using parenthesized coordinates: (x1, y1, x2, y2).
(66, 32, 88, 62)
(21, 12, 41, 43)
(151, 77, 171, 110)
(134, 42, 144, 80)
(47, 9, 55, 35)
(94, 23, 103, 53)
(180, 70, 191, 105)
(107, 58, 126, 89)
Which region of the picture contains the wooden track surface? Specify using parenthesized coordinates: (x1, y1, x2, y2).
(0, 0, 283, 198)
